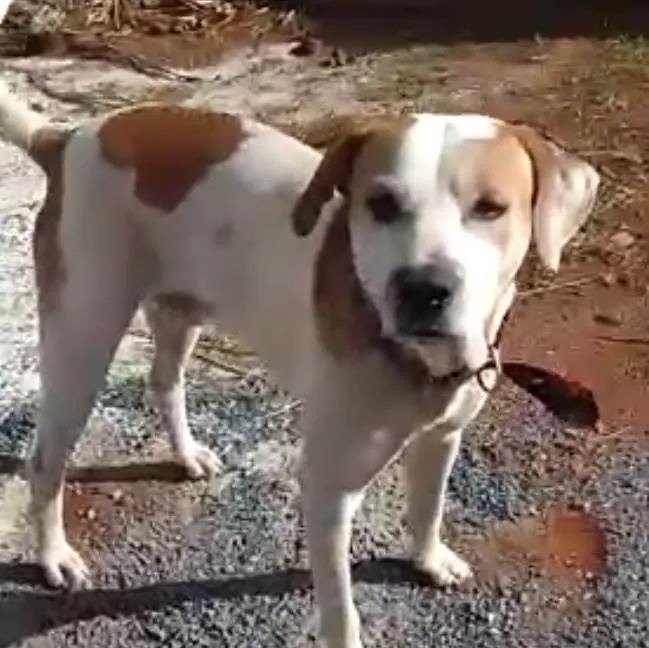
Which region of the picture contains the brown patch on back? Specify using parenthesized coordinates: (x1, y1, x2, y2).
(313, 205, 381, 357)
(98, 105, 245, 212)
(30, 126, 73, 314)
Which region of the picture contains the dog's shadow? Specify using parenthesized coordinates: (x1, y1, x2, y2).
(0, 455, 205, 483)
(0, 557, 433, 647)
(0, 454, 439, 646)
(0, 360, 599, 646)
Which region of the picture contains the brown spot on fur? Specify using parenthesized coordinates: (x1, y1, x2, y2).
(505, 124, 557, 211)
(291, 116, 412, 237)
(98, 105, 245, 212)
(154, 291, 213, 326)
(468, 131, 536, 268)
(503, 122, 591, 271)
(30, 127, 73, 314)
(313, 206, 381, 357)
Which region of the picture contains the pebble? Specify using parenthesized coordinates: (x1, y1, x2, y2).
(593, 312, 623, 326)
(111, 489, 124, 504)
(610, 230, 635, 249)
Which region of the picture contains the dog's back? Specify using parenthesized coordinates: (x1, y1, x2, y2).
(0, 82, 334, 391)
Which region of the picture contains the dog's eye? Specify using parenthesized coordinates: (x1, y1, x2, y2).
(472, 197, 508, 220)
(366, 190, 402, 225)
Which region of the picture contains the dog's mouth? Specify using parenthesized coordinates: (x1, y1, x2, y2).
(407, 329, 447, 342)
(378, 329, 500, 393)
(379, 335, 468, 385)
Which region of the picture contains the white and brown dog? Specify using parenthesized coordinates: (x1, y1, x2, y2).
(0, 81, 599, 648)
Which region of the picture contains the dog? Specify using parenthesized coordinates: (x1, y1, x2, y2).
(0, 81, 599, 648)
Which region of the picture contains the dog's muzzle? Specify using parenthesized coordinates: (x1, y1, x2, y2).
(378, 309, 510, 395)
(391, 263, 461, 338)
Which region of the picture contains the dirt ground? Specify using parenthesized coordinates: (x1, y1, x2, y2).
(0, 2, 648, 647)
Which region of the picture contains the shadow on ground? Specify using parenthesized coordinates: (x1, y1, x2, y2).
(0, 456, 197, 483)
(0, 558, 432, 648)
(278, 0, 649, 51)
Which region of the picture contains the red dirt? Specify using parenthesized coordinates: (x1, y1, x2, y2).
(63, 462, 198, 552)
(541, 508, 607, 576)
(63, 483, 119, 550)
(474, 506, 607, 599)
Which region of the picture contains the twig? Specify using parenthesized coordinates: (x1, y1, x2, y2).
(518, 277, 593, 298)
(196, 338, 255, 358)
(193, 352, 250, 376)
(580, 148, 643, 164)
(112, 0, 121, 31)
(128, 328, 255, 360)
(594, 335, 649, 346)
(25, 70, 122, 109)
(264, 399, 302, 421)
(74, 40, 206, 82)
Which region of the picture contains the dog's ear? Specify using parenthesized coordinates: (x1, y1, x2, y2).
(291, 128, 370, 237)
(512, 125, 600, 272)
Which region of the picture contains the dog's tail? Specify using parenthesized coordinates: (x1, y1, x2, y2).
(0, 80, 52, 154)
(0, 79, 70, 175)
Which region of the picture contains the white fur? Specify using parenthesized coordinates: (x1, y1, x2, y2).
(0, 85, 599, 648)
(350, 115, 504, 377)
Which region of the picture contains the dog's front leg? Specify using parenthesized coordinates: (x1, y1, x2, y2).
(301, 401, 414, 648)
(404, 427, 472, 586)
(303, 473, 364, 648)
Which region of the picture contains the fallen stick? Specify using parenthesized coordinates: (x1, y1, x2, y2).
(594, 335, 649, 346)
(518, 277, 593, 298)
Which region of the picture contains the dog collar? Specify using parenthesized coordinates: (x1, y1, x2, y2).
(377, 307, 512, 395)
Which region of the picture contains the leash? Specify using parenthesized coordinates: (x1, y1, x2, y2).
(378, 308, 512, 395)
(474, 307, 512, 394)
(378, 307, 598, 427)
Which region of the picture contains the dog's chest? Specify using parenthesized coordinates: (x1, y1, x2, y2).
(432, 379, 491, 431)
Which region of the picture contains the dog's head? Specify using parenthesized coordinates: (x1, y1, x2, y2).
(291, 114, 600, 380)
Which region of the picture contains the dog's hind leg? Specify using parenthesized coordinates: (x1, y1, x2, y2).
(27, 249, 142, 590)
(143, 299, 221, 478)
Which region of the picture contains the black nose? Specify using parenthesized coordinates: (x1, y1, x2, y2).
(392, 265, 456, 336)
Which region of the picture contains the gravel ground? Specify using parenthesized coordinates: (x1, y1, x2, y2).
(0, 51, 648, 648)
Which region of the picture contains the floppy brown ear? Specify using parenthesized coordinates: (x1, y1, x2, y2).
(512, 125, 600, 272)
(290, 129, 370, 237)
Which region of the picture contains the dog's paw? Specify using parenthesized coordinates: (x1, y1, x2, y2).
(40, 541, 90, 591)
(176, 442, 222, 480)
(415, 542, 473, 587)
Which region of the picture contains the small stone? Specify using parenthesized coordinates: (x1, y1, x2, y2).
(593, 312, 622, 326)
(289, 36, 319, 58)
(85, 507, 97, 521)
(598, 272, 615, 287)
(111, 489, 124, 504)
(610, 230, 635, 249)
